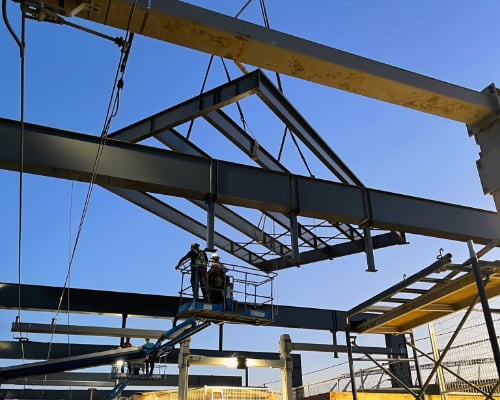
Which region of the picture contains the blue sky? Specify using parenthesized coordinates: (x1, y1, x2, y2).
(2, 0, 500, 391)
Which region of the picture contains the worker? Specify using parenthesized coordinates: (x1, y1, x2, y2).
(208, 253, 227, 304)
(123, 337, 132, 373)
(176, 242, 209, 302)
(143, 337, 155, 375)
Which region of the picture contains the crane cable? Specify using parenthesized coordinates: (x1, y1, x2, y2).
(44, 0, 138, 363)
(185, 0, 253, 140)
(3, 0, 28, 361)
(259, 0, 314, 178)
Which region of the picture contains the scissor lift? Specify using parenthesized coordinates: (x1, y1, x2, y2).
(177, 261, 276, 325)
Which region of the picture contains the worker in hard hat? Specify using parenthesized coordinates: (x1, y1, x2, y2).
(175, 242, 209, 302)
(208, 253, 227, 304)
(143, 338, 155, 375)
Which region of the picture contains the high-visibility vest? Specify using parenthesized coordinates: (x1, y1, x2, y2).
(193, 249, 207, 267)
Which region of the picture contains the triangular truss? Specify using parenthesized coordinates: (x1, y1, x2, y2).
(106, 69, 405, 271)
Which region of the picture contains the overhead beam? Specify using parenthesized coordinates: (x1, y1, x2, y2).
(0, 282, 358, 331)
(2, 371, 242, 387)
(40, 0, 493, 123)
(1, 118, 499, 244)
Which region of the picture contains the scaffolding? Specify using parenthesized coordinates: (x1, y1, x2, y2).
(344, 240, 500, 399)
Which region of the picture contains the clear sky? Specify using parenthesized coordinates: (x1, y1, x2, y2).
(1, 0, 500, 392)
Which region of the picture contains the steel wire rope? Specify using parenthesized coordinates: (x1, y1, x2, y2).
(220, 56, 257, 142)
(258, 0, 316, 275)
(259, 0, 314, 178)
(185, 0, 253, 140)
(3, 0, 29, 368)
(40, 2, 138, 388)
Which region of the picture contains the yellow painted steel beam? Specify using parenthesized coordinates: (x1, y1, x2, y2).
(42, 0, 493, 124)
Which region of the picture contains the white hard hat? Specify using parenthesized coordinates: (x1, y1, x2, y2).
(211, 253, 220, 260)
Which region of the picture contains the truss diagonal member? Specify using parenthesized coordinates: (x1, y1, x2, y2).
(37, 0, 493, 123)
(416, 295, 480, 399)
(255, 73, 363, 186)
(105, 187, 266, 265)
(154, 127, 292, 257)
(109, 71, 261, 143)
(350, 341, 418, 397)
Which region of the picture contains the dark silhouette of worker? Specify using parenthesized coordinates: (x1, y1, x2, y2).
(123, 337, 132, 373)
(208, 253, 227, 304)
(143, 337, 154, 375)
(176, 242, 209, 302)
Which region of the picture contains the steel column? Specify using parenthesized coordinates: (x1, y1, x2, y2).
(178, 338, 191, 400)
(279, 334, 293, 400)
(345, 328, 358, 400)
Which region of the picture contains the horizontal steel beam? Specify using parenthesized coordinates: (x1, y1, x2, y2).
(1, 118, 499, 244)
(0, 282, 358, 331)
(256, 231, 406, 271)
(291, 342, 396, 355)
(11, 321, 165, 338)
(42, 0, 493, 123)
(3, 371, 242, 387)
(0, 340, 297, 363)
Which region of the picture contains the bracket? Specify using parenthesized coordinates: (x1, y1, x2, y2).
(466, 84, 500, 211)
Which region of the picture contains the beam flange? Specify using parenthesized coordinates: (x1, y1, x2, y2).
(38, 0, 493, 123)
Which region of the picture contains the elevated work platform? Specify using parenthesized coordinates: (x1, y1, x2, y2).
(177, 301, 273, 325)
(348, 251, 500, 334)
